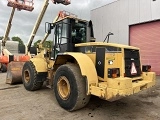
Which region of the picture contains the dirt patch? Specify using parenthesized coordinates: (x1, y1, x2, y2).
(138, 89, 159, 98)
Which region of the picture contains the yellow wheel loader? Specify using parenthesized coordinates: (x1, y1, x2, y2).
(21, 16, 156, 111)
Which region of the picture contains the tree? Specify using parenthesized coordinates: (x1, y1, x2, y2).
(33, 40, 53, 48)
(0, 36, 10, 40)
(0, 36, 3, 40)
(43, 40, 53, 48)
(12, 36, 24, 46)
(33, 40, 41, 47)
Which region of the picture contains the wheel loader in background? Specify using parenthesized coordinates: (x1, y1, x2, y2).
(20, 15, 155, 111)
(0, 0, 34, 73)
(6, 0, 71, 84)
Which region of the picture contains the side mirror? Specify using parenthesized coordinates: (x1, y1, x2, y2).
(45, 22, 55, 34)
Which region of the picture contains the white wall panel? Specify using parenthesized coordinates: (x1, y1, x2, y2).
(139, 0, 151, 22)
(128, 0, 140, 25)
(91, 8, 103, 41)
(151, 0, 160, 20)
(118, 0, 129, 45)
(96, 8, 103, 41)
(99, 6, 107, 42)
(90, 10, 98, 39)
(0, 40, 18, 54)
(101, 5, 110, 40)
(103, 1, 120, 43)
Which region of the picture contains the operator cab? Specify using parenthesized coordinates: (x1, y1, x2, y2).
(51, 17, 89, 59)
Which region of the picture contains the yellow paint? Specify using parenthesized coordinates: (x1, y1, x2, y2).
(54, 52, 98, 94)
(30, 58, 48, 72)
(29, 41, 156, 101)
(107, 77, 132, 89)
(89, 74, 155, 101)
(75, 42, 140, 50)
(142, 72, 156, 82)
(90, 85, 106, 98)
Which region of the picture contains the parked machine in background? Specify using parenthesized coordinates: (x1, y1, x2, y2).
(0, 0, 34, 73)
(6, 0, 71, 84)
(7, 0, 34, 11)
(20, 15, 155, 111)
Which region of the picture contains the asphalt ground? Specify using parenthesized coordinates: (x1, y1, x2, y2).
(0, 73, 160, 120)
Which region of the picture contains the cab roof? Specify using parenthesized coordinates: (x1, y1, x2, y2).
(55, 15, 88, 23)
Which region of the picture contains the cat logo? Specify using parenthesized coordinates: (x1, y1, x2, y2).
(131, 62, 137, 75)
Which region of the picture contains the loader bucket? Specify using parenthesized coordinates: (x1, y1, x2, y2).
(6, 61, 25, 84)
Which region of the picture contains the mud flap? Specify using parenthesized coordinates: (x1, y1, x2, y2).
(6, 61, 25, 84)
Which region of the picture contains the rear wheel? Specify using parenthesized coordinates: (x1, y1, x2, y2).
(1, 64, 7, 73)
(22, 61, 44, 91)
(53, 64, 90, 111)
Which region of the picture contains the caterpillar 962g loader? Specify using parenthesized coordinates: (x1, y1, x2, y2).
(21, 15, 156, 111)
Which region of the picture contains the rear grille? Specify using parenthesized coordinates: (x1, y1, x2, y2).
(124, 49, 141, 77)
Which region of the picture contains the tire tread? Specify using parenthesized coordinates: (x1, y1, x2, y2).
(54, 63, 90, 111)
(22, 61, 43, 91)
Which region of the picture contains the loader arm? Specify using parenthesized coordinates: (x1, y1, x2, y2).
(26, 0, 71, 54)
(2, 8, 15, 50)
(26, 0, 49, 53)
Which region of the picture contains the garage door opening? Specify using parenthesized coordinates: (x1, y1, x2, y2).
(130, 20, 160, 75)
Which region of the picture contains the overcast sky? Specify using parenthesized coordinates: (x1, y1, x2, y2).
(0, 0, 116, 45)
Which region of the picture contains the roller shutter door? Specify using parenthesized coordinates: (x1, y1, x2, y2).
(130, 21, 160, 75)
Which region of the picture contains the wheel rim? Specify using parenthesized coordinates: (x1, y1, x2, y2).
(57, 76, 70, 100)
(24, 69, 30, 83)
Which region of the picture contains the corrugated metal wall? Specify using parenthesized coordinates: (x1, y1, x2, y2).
(130, 21, 160, 75)
(0, 40, 19, 54)
(91, 0, 160, 45)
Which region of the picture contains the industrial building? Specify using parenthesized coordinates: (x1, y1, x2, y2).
(0, 40, 18, 55)
(91, 0, 160, 75)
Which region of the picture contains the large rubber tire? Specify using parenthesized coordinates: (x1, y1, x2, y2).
(53, 64, 90, 111)
(1, 64, 7, 73)
(22, 61, 44, 91)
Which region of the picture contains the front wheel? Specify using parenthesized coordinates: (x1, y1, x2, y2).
(22, 61, 44, 91)
(53, 64, 90, 111)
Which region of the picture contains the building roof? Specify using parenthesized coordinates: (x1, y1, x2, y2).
(91, 0, 118, 11)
